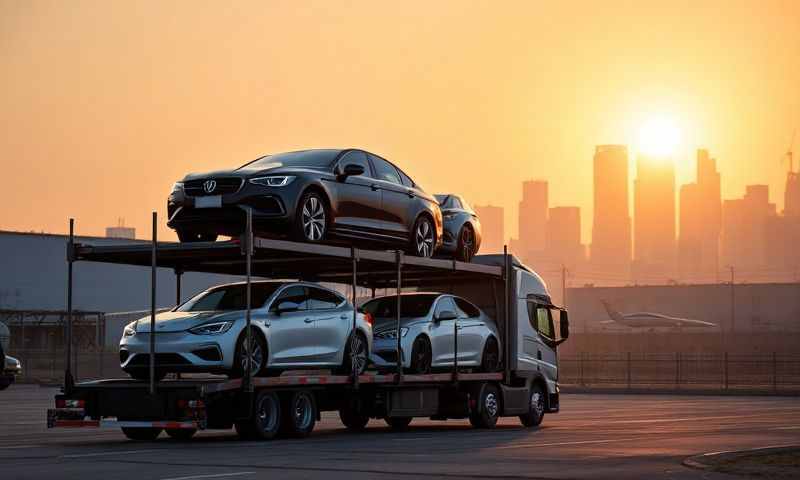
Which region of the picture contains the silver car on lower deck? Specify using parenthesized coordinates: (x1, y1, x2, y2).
(363, 293, 501, 373)
(119, 281, 372, 380)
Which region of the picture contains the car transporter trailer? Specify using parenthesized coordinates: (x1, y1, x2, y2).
(47, 211, 564, 440)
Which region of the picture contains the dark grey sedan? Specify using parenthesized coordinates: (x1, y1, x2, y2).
(434, 194, 482, 262)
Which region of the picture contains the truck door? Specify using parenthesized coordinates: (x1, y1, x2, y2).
(524, 302, 559, 380)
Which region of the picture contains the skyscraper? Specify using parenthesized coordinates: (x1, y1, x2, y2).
(474, 204, 504, 253)
(678, 149, 721, 281)
(633, 154, 676, 281)
(546, 206, 584, 266)
(518, 180, 548, 255)
(721, 185, 776, 274)
(785, 170, 800, 218)
(591, 145, 631, 278)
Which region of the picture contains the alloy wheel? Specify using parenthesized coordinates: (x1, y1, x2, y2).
(532, 391, 544, 417)
(460, 227, 475, 261)
(301, 196, 326, 241)
(485, 392, 499, 418)
(349, 334, 368, 374)
(294, 394, 314, 431)
(240, 336, 263, 375)
(415, 218, 434, 257)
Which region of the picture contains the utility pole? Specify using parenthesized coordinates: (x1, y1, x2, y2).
(729, 266, 735, 334)
(561, 264, 567, 308)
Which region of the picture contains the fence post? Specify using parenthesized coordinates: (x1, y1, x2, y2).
(724, 352, 729, 390)
(772, 352, 777, 393)
(626, 352, 632, 390)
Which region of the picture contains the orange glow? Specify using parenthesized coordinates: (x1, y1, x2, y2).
(637, 116, 682, 158)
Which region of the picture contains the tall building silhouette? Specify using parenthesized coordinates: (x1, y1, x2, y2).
(633, 155, 676, 281)
(721, 185, 775, 274)
(546, 206, 584, 267)
(518, 180, 548, 255)
(785, 170, 800, 218)
(678, 149, 721, 281)
(474, 204, 504, 253)
(591, 145, 631, 278)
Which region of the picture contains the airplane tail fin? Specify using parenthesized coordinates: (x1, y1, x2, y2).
(601, 300, 625, 322)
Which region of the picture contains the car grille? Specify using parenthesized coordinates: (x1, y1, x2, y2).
(125, 353, 191, 367)
(184, 178, 243, 196)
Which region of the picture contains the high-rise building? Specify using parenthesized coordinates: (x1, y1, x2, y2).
(518, 180, 548, 256)
(785, 170, 800, 218)
(474, 204, 504, 254)
(678, 149, 721, 281)
(633, 155, 676, 281)
(721, 185, 776, 274)
(546, 206, 584, 266)
(591, 145, 631, 278)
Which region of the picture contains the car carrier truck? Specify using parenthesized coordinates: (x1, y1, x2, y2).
(47, 215, 568, 440)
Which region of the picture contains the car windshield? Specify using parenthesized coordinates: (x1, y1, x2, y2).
(177, 283, 284, 312)
(239, 149, 340, 170)
(361, 294, 438, 319)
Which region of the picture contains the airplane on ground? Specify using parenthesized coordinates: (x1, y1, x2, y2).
(600, 300, 718, 328)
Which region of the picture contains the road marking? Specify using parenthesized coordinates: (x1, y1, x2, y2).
(494, 437, 640, 450)
(62, 449, 158, 458)
(159, 473, 256, 480)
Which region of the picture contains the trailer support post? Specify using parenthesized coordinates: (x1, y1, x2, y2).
(64, 218, 75, 395)
(243, 207, 254, 394)
(395, 250, 403, 384)
(149, 212, 157, 396)
(351, 247, 359, 388)
(503, 245, 511, 385)
(175, 269, 183, 307)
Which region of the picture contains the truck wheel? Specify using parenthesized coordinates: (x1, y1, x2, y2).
(469, 384, 500, 429)
(235, 391, 281, 440)
(339, 406, 370, 431)
(0, 381, 9, 391)
(280, 390, 316, 438)
(121, 427, 162, 441)
(518, 384, 546, 428)
(384, 416, 413, 431)
(165, 428, 197, 440)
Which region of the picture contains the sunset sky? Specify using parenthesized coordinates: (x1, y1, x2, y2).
(1, 0, 799, 243)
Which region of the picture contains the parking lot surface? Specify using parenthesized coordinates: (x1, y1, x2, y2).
(2, 385, 799, 479)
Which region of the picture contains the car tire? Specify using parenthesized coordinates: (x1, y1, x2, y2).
(384, 416, 413, 431)
(121, 427, 163, 441)
(280, 390, 317, 438)
(0, 381, 10, 391)
(176, 230, 218, 243)
(410, 215, 435, 258)
(469, 384, 500, 429)
(518, 383, 546, 428)
(165, 428, 197, 440)
(409, 336, 432, 374)
(480, 337, 500, 372)
(295, 191, 329, 243)
(339, 405, 370, 432)
(230, 328, 266, 379)
(236, 391, 282, 440)
(455, 224, 476, 262)
(340, 331, 369, 376)
(128, 369, 167, 382)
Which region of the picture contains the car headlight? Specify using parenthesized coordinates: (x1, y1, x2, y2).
(249, 176, 296, 187)
(123, 322, 137, 337)
(188, 321, 234, 335)
(171, 182, 184, 193)
(375, 327, 408, 339)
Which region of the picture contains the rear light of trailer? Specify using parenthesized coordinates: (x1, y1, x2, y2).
(177, 399, 205, 409)
(56, 399, 85, 408)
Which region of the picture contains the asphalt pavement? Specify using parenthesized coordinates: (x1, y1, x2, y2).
(2, 385, 799, 479)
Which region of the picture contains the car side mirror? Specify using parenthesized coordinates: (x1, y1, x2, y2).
(435, 310, 458, 321)
(338, 163, 365, 180)
(275, 301, 300, 314)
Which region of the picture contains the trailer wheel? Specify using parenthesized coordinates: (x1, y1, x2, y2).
(339, 406, 370, 431)
(280, 390, 316, 438)
(235, 391, 282, 440)
(165, 428, 197, 440)
(121, 427, 162, 441)
(469, 384, 500, 429)
(518, 383, 546, 428)
(384, 416, 413, 431)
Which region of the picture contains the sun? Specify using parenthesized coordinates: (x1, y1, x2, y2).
(636, 115, 682, 157)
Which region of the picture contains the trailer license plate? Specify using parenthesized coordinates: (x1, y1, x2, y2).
(195, 196, 222, 208)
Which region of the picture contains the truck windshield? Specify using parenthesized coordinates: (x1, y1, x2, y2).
(361, 294, 438, 319)
(177, 283, 284, 312)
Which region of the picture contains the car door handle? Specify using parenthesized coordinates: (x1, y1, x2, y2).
(340, 314, 348, 320)
(406, 190, 415, 198)
(371, 184, 379, 191)
(304, 318, 314, 323)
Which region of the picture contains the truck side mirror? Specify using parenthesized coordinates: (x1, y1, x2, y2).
(560, 310, 570, 340)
